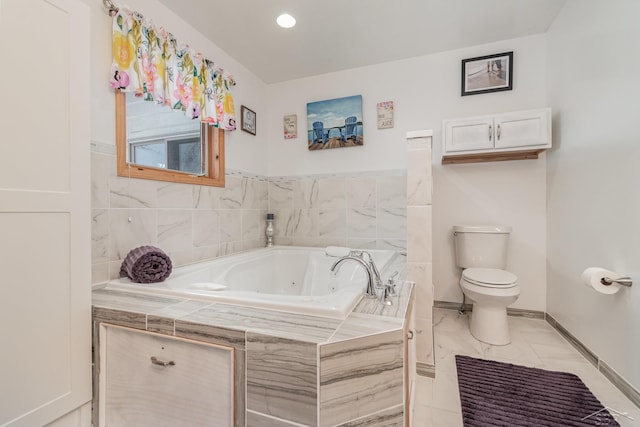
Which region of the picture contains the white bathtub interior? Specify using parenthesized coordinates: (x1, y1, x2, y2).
(101, 246, 399, 319)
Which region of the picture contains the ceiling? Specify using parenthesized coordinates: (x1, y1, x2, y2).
(157, 0, 566, 84)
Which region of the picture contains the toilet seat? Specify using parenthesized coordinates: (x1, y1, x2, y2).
(462, 268, 517, 288)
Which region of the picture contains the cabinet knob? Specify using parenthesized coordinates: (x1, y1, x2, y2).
(150, 356, 176, 367)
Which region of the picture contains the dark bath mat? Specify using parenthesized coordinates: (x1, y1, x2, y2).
(455, 355, 620, 426)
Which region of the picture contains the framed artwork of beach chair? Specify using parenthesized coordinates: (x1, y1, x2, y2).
(307, 95, 363, 150)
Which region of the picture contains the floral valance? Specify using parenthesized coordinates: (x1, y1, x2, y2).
(110, 9, 237, 131)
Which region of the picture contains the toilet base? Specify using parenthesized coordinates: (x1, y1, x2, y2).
(469, 304, 511, 346)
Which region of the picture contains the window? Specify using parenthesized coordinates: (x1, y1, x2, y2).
(130, 134, 202, 174)
(115, 91, 225, 187)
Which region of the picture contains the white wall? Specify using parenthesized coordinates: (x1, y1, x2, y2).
(435, 159, 547, 310)
(89, 0, 269, 175)
(546, 0, 640, 389)
(267, 34, 549, 311)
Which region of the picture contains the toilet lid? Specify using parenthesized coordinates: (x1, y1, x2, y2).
(463, 268, 517, 288)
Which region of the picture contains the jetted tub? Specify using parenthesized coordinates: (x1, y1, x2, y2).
(103, 246, 398, 319)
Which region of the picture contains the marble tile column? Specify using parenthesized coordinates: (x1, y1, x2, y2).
(406, 131, 435, 371)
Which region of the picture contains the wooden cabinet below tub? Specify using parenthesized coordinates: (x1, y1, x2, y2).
(98, 324, 235, 427)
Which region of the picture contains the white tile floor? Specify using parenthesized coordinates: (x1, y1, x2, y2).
(412, 308, 640, 426)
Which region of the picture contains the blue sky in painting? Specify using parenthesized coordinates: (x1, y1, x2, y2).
(306, 95, 362, 129)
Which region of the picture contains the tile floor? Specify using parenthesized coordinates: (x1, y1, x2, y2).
(412, 308, 640, 426)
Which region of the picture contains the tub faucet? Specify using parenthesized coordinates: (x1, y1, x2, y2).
(330, 255, 377, 298)
(361, 251, 384, 289)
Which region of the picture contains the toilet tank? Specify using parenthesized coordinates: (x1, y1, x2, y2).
(453, 225, 511, 269)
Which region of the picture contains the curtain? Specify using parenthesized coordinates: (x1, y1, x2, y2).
(110, 9, 237, 131)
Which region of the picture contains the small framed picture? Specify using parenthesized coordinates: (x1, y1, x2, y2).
(461, 51, 513, 96)
(283, 114, 297, 139)
(241, 105, 256, 135)
(377, 101, 394, 129)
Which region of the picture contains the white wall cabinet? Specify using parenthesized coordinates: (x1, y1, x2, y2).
(99, 324, 235, 427)
(442, 108, 551, 163)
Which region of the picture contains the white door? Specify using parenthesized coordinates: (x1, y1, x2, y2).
(443, 115, 495, 153)
(494, 108, 551, 150)
(0, 0, 91, 426)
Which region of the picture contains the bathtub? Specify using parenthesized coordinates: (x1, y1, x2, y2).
(102, 246, 398, 319)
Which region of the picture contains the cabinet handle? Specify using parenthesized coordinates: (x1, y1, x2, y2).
(150, 356, 175, 367)
(497, 124, 501, 140)
(407, 330, 414, 340)
(489, 125, 493, 141)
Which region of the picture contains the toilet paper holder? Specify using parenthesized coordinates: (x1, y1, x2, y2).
(601, 277, 633, 287)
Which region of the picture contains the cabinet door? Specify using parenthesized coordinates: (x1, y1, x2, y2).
(0, 0, 91, 425)
(100, 325, 235, 427)
(443, 115, 494, 153)
(494, 108, 551, 150)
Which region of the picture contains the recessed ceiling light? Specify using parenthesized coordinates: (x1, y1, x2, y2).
(276, 13, 296, 29)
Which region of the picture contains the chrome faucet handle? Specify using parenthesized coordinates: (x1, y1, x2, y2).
(386, 270, 399, 295)
(380, 284, 393, 306)
(386, 279, 397, 296)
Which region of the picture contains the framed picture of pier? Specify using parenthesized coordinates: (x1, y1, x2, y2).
(461, 51, 513, 96)
(307, 95, 363, 150)
(241, 105, 256, 135)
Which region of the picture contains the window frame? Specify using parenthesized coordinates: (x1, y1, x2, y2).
(115, 91, 225, 187)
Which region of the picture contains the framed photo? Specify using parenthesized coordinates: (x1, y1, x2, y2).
(461, 51, 513, 96)
(283, 114, 297, 139)
(377, 101, 394, 129)
(241, 105, 256, 135)
(307, 95, 363, 151)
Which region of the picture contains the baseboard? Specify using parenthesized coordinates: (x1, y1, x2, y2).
(433, 300, 472, 312)
(544, 314, 599, 366)
(506, 307, 545, 319)
(416, 362, 435, 378)
(433, 300, 544, 319)
(546, 314, 640, 409)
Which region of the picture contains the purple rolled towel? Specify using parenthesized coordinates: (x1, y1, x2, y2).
(119, 246, 172, 284)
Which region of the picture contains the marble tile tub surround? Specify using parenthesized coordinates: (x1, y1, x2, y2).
(92, 141, 409, 284)
(267, 170, 407, 251)
(91, 142, 269, 284)
(92, 277, 413, 427)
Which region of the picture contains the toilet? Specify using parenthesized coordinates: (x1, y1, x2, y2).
(453, 225, 520, 345)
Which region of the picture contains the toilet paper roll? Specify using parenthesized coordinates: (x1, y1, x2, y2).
(581, 267, 622, 295)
